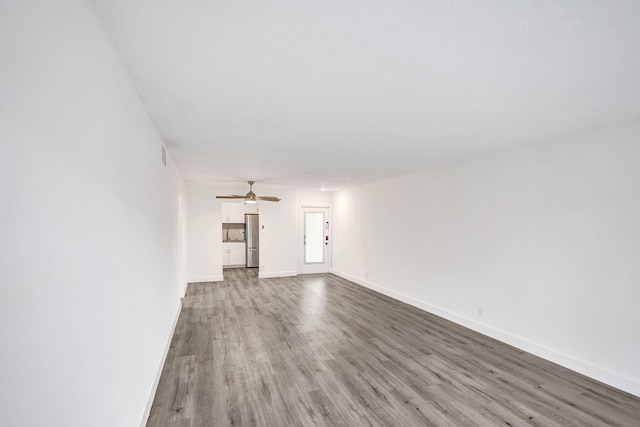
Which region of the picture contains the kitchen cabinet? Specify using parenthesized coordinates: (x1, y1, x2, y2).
(222, 242, 245, 267)
(221, 202, 245, 223)
(244, 203, 258, 214)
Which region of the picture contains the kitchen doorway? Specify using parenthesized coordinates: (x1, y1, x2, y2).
(299, 207, 330, 274)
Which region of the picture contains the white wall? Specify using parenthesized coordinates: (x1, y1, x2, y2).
(332, 121, 640, 397)
(185, 184, 225, 282)
(296, 189, 332, 208)
(0, 1, 185, 426)
(257, 186, 298, 278)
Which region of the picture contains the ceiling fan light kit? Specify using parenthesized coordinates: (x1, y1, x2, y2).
(216, 181, 281, 203)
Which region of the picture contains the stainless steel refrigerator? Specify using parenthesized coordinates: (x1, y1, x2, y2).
(245, 214, 259, 268)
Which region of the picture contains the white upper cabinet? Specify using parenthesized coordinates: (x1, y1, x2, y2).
(221, 202, 245, 223)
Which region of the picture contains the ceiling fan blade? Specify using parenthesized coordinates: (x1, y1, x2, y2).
(217, 182, 281, 202)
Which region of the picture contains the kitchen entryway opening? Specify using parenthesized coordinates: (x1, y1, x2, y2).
(221, 202, 259, 278)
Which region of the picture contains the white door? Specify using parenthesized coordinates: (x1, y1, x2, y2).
(299, 207, 330, 274)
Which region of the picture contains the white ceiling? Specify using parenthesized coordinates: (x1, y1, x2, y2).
(90, 0, 640, 191)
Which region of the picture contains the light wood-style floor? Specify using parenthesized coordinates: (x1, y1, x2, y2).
(147, 269, 640, 426)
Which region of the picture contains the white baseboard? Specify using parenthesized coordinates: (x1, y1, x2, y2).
(258, 270, 297, 279)
(139, 298, 183, 427)
(330, 268, 640, 398)
(187, 275, 223, 283)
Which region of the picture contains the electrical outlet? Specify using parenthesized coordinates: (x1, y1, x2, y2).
(478, 307, 484, 317)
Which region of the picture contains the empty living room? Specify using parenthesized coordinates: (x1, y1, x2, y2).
(2, 1, 640, 426)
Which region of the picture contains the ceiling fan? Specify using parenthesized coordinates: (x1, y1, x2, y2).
(216, 181, 281, 204)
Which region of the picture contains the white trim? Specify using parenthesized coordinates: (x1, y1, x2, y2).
(187, 275, 223, 283)
(139, 298, 183, 427)
(330, 268, 640, 398)
(258, 270, 298, 279)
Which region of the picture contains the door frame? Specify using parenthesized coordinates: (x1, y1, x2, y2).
(298, 206, 331, 274)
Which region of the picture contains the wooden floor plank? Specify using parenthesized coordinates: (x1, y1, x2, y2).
(146, 269, 640, 426)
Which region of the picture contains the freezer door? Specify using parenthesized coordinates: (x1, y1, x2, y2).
(246, 247, 259, 268)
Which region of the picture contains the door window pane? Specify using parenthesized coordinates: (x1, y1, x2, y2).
(305, 212, 324, 263)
